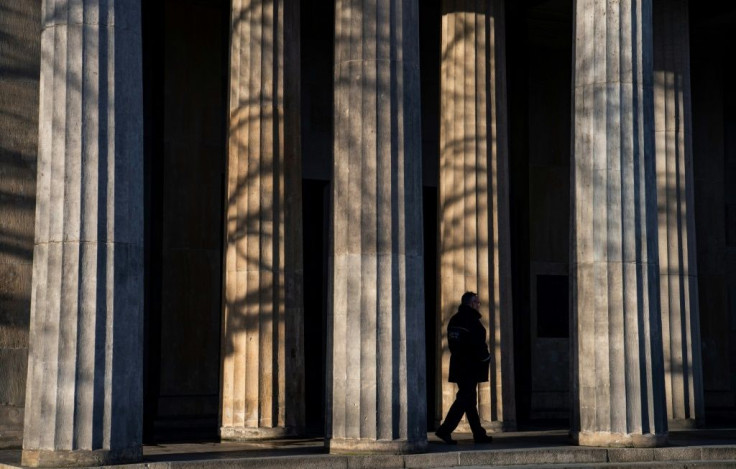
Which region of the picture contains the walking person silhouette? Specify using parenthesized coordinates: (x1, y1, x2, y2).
(435, 291, 493, 445)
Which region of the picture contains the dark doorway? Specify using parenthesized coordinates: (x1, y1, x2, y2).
(142, 0, 230, 443)
(507, 0, 573, 429)
(423, 187, 438, 429)
(301, 180, 330, 435)
(419, 0, 441, 430)
(300, 0, 334, 437)
(690, 0, 736, 426)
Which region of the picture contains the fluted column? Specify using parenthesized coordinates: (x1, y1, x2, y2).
(571, 0, 668, 447)
(327, 0, 426, 454)
(221, 0, 304, 440)
(652, 0, 704, 430)
(437, 0, 515, 432)
(22, 1, 144, 466)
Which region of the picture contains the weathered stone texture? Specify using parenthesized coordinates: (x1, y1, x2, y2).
(457, 447, 608, 466)
(221, 0, 304, 439)
(652, 0, 704, 429)
(571, 0, 668, 446)
(327, 0, 426, 453)
(0, 0, 41, 449)
(21, 0, 144, 465)
(437, 0, 515, 432)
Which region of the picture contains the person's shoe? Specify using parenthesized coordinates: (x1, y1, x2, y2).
(474, 434, 493, 444)
(434, 430, 457, 445)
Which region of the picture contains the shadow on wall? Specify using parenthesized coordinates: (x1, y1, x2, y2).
(0, 0, 39, 260)
(435, 0, 517, 430)
(0, 0, 41, 446)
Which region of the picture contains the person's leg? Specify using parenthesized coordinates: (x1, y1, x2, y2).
(457, 381, 484, 437)
(437, 389, 465, 435)
(438, 380, 480, 433)
(436, 380, 493, 444)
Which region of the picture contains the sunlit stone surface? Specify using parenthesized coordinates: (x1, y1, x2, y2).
(220, 0, 305, 440)
(327, 0, 427, 454)
(22, 1, 144, 465)
(653, 0, 704, 430)
(571, 0, 668, 448)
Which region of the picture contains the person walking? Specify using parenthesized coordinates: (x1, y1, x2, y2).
(435, 291, 494, 445)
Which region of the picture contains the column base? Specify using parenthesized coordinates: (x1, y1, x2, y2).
(573, 431, 668, 448)
(484, 419, 517, 432)
(220, 426, 293, 441)
(326, 437, 427, 454)
(21, 447, 142, 467)
(668, 418, 701, 430)
(453, 420, 515, 433)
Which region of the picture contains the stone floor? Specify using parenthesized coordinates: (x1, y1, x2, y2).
(1, 429, 736, 468)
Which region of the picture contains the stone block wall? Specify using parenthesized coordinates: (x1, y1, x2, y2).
(0, 0, 40, 448)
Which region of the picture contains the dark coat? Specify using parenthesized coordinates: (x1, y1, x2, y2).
(447, 304, 491, 383)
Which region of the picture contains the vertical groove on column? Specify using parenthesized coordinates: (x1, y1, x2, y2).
(572, 0, 667, 447)
(475, 3, 490, 424)
(328, 0, 426, 453)
(437, 0, 515, 432)
(221, 0, 304, 440)
(283, 0, 304, 432)
(259, 0, 274, 430)
(492, 0, 516, 429)
(22, 1, 144, 466)
(652, 0, 703, 429)
(376, 0, 393, 442)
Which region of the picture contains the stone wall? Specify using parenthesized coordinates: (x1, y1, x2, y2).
(0, 0, 40, 448)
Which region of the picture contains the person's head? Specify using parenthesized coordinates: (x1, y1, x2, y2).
(461, 291, 480, 309)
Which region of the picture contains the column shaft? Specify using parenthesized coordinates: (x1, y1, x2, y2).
(653, 0, 704, 429)
(221, 0, 304, 440)
(572, 0, 668, 447)
(438, 0, 515, 432)
(22, 1, 144, 466)
(328, 0, 426, 453)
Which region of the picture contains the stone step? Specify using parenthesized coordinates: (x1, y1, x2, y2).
(4, 444, 736, 469)
(482, 463, 736, 469)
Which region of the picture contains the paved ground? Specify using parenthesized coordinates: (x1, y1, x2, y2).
(1, 429, 735, 468)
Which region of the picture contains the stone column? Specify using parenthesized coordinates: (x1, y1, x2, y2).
(437, 0, 515, 432)
(220, 0, 304, 439)
(571, 0, 668, 447)
(327, 0, 426, 453)
(653, 0, 704, 430)
(22, 1, 144, 466)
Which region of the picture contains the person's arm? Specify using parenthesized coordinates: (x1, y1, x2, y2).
(477, 342, 491, 362)
(447, 325, 470, 354)
(472, 323, 491, 363)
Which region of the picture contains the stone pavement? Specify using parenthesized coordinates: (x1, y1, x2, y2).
(1, 429, 736, 468)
